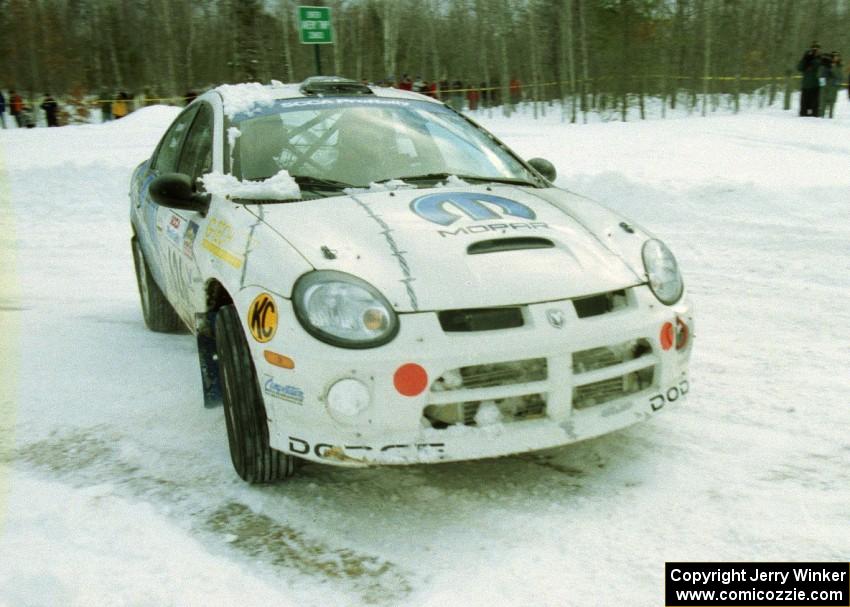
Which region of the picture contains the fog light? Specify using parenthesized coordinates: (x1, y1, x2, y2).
(326, 378, 371, 420)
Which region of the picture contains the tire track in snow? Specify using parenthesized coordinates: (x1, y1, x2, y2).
(12, 428, 414, 605)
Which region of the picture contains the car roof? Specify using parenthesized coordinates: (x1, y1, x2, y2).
(210, 78, 441, 120)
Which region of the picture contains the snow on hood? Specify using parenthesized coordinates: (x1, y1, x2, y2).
(201, 170, 300, 200)
(343, 180, 417, 195)
(342, 176, 469, 196)
(248, 185, 645, 312)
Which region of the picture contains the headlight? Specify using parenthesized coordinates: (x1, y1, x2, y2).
(642, 239, 684, 305)
(292, 271, 399, 348)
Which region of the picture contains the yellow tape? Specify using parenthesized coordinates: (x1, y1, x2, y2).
(17, 74, 810, 108)
(0, 138, 18, 538)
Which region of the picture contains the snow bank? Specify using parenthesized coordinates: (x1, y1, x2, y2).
(201, 170, 300, 200)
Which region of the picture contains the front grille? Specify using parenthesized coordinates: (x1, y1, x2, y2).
(572, 366, 654, 410)
(438, 307, 524, 332)
(572, 338, 652, 373)
(424, 394, 547, 428)
(431, 358, 547, 392)
(573, 289, 628, 318)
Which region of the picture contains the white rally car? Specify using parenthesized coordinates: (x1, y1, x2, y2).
(130, 77, 693, 483)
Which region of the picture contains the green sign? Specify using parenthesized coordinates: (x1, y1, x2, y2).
(298, 6, 333, 45)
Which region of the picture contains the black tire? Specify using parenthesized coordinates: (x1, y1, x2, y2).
(131, 236, 183, 332)
(215, 304, 297, 483)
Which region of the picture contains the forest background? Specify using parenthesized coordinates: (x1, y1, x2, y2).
(1, 0, 848, 120)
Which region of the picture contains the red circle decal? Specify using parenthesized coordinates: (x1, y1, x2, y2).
(393, 363, 429, 397)
(660, 322, 675, 351)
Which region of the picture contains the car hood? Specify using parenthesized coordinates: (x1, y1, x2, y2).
(249, 185, 644, 312)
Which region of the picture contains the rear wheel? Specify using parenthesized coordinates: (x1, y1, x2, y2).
(215, 304, 297, 483)
(131, 236, 182, 332)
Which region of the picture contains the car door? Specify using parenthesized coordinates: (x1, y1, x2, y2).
(156, 102, 215, 326)
(136, 105, 199, 293)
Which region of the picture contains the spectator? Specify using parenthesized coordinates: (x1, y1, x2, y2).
(100, 90, 112, 122)
(819, 51, 842, 118)
(412, 76, 426, 93)
(0, 90, 5, 128)
(797, 42, 822, 116)
(184, 90, 198, 105)
(438, 78, 449, 100)
(450, 79, 464, 109)
(41, 93, 59, 127)
(426, 80, 437, 98)
(467, 84, 480, 111)
(10, 90, 23, 127)
(510, 78, 522, 105)
(398, 74, 413, 91)
(479, 81, 489, 108)
(20, 103, 36, 128)
(112, 91, 130, 119)
(490, 80, 501, 107)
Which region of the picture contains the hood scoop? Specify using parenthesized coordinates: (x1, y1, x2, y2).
(467, 237, 555, 255)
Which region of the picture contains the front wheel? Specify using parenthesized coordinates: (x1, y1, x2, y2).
(215, 305, 297, 483)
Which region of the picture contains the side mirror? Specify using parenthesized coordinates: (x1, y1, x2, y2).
(149, 173, 210, 214)
(528, 157, 557, 183)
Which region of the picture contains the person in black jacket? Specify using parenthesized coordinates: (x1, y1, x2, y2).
(40, 93, 59, 127)
(797, 42, 822, 116)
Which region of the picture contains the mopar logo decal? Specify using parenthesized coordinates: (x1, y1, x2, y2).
(410, 192, 536, 226)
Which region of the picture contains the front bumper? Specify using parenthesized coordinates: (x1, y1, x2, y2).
(242, 284, 693, 467)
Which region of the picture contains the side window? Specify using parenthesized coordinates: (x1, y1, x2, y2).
(152, 107, 199, 173)
(177, 104, 214, 184)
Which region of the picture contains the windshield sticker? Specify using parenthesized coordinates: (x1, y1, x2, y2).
(410, 192, 536, 226)
(279, 97, 412, 109)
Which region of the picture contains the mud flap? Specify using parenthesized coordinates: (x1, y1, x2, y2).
(197, 310, 222, 408)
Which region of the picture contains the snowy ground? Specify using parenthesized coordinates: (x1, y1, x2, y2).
(1, 96, 848, 607)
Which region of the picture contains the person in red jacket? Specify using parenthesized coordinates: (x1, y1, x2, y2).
(398, 74, 413, 91)
(510, 78, 522, 105)
(467, 85, 480, 111)
(10, 90, 24, 127)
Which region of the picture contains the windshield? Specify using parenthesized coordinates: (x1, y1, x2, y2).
(230, 98, 539, 189)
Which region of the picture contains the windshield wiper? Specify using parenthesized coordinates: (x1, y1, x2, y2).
(290, 175, 354, 190)
(381, 173, 540, 188)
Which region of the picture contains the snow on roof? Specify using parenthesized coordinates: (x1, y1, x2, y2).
(215, 80, 440, 118)
(215, 82, 300, 119)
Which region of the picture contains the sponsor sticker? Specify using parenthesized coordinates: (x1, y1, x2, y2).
(262, 375, 304, 405)
(410, 192, 537, 226)
(247, 292, 277, 343)
(165, 214, 183, 247)
(202, 218, 242, 268)
(183, 221, 199, 258)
